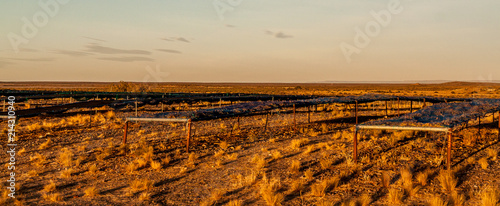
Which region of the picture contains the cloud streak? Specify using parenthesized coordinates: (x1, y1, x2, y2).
(161, 37, 191, 43)
(85, 43, 151, 55)
(265, 30, 293, 39)
(97, 56, 154, 62)
(156, 49, 182, 54)
(7, 58, 55, 62)
(55, 50, 92, 57)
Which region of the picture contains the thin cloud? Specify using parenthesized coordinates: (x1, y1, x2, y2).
(0, 61, 12, 68)
(226, 24, 236, 28)
(19, 48, 39, 52)
(85, 43, 151, 55)
(97, 56, 154, 62)
(161, 37, 191, 43)
(156, 49, 182, 54)
(55, 50, 92, 57)
(7, 58, 55, 62)
(265, 30, 293, 39)
(83, 36, 106, 42)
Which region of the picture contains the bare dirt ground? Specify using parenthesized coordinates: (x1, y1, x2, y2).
(1, 82, 500, 205)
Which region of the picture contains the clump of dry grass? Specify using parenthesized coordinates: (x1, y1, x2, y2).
(289, 160, 301, 174)
(259, 177, 284, 206)
(225, 199, 243, 206)
(480, 186, 499, 206)
(428, 195, 447, 206)
(310, 177, 340, 197)
(478, 157, 489, 169)
(357, 193, 372, 206)
(304, 169, 314, 180)
(486, 148, 498, 161)
(43, 193, 62, 202)
(128, 179, 153, 195)
(151, 161, 162, 170)
(187, 153, 197, 167)
(43, 180, 56, 193)
(88, 164, 98, 175)
(214, 150, 225, 158)
(219, 141, 229, 150)
(290, 138, 309, 150)
(38, 138, 51, 150)
(60, 168, 74, 178)
(287, 179, 305, 194)
(381, 171, 390, 189)
(58, 148, 74, 167)
(450, 191, 465, 206)
(319, 158, 333, 170)
(139, 192, 151, 201)
(84, 187, 99, 197)
(126, 162, 138, 174)
(226, 153, 238, 161)
(163, 156, 171, 165)
(388, 188, 403, 204)
(272, 151, 283, 160)
(135, 157, 148, 168)
(18, 148, 26, 156)
(302, 145, 315, 155)
(251, 155, 267, 170)
(437, 170, 457, 194)
(400, 168, 418, 197)
(416, 170, 429, 186)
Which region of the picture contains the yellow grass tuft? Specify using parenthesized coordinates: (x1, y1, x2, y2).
(225, 199, 243, 206)
(60, 168, 74, 179)
(88, 164, 98, 175)
(310, 177, 339, 197)
(139, 192, 151, 201)
(151, 161, 162, 170)
(319, 158, 333, 170)
(214, 150, 225, 158)
(219, 141, 229, 150)
(416, 170, 429, 186)
(259, 177, 284, 206)
(486, 148, 498, 161)
(388, 188, 403, 204)
(43, 180, 56, 193)
(289, 160, 301, 174)
(428, 195, 448, 206)
(480, 186, 499, 206)
(304, 168, 314, 180)
(58, 148, 74, 167)
(287, 179, 305, 194)
(18, 148, 26, 156)
(38, 138, 51, 150)
(84, 187, 99, 197)
(126, 162, 138, 174)
(478, 157, 489, 169)
(381, 171, 390, 189)
(437, 170, 457, 194)
(43, 193, 62, 202)
(163, 156, 171, 165)
(290, 138, 309, 150)
(302, 145, 315, 155)
(226, 153, 238, 161)
(272, 151, 283, 160)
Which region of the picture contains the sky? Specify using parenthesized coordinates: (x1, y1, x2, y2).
(0, 0, 499, 83)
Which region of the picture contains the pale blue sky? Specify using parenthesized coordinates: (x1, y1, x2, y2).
(1, 0, 499, 82)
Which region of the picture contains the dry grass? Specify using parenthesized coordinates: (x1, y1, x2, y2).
(272, 151, 283, 160)
(151, 161, 162, 170)
(479, 157, 489, 169)
(481, 186, 499, 206)
(357, 193, 372, 206)
(219, 141, 229, 150)
(388, 188, 403, 204)
(304, 169, 314, 180)
(60, 168, 74, 179)
(251, 155, 267, 170)
(381, 171, 390, 189)
(88, 164, 98, 175)
(58, 148, 74, 167)
(450, 191, 465, 206)
(163, 156, 171, 165)
(486, 148, 498, 161)
(43, 193, 62, 202)
(287, 179, 305, 194)
(214, 150, 225, 158)
(310, 177, 340, 197)
(259, 177, 284, 206)
(43, 180, 56, 193)
(187, 153, 197, 167)
(289, 160, 301, 174)
(139, 192, 151, 201)
(290, 138, 309, 150)
(126, 162, 138, 174)
(225, 199, 243, 206)
(84, 187, 99, 197)
(302, 145, 315, 155)
(226, 153, 238, 161)
(38, 138, 51, 150)
(416, 170, 429, 186)
(18, 148, 26, 156)
(437, 170, 457, 194)
(428, 195, 448, 206)
(210, 189, 225, 204)
(319, 158, 333, 170)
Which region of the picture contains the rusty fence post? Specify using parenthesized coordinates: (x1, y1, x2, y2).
(423, 98, 426, 108)
(385, 100, 388, 117)
(264, 113, 269, 133)
(355, 101, 359, 124)
(186, 119, 192, 153)
(293, 104, 297, 133)
(307, 106, 311, 123)
(123, 121, 129, 144)
(397, 98, 400, 117)
(410, 101, 413, 113)
(447, 130, 452, 170)
(498, 111, 500, 141)
(236, 116, 240, 130)
(353, 128, 358, 163)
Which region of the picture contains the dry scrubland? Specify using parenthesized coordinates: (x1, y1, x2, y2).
(1, 82, 500, 205)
